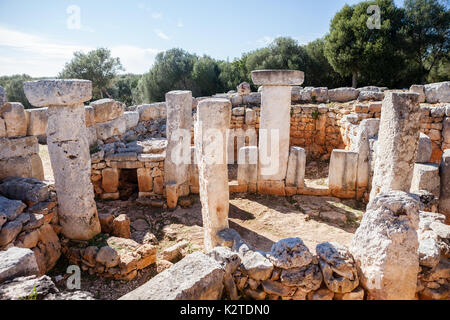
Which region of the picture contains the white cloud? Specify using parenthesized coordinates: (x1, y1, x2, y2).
(177, 20, 184, 28)
(154, 29, 170, 40)
(256, 36, 275, 46)
(151, 12, 163, 20)
(0, 26, 160, 76)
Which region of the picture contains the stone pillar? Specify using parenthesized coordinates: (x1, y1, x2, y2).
(195, 98, 231, 251)
(440, 150, 450, 224)
(410, 163, 440, 198)
(251, 70, 304, 182)
(329, 150, 358, 199)
(369, 92, 421, 201)
(286, 147, 306, 188)
(24, 80, 100, 241)
(165, 90, 192, 208)
(237, 146, 258, 193)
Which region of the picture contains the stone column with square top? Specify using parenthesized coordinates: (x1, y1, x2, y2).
(24, 80, 100, 241)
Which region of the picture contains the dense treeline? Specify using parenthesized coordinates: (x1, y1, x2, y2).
(1, 0, 448, 108)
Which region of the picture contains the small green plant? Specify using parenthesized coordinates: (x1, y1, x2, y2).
(312, 95, 317, 103)
(90, 144, 100, 155)
(20, 286, 38, 300)
(312, 109, 320, 120)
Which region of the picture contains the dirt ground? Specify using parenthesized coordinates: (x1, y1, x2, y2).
(40, 144, 365, 299)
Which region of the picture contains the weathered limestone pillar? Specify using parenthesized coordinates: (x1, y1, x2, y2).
(369, 92, 421, 201)
(440, 150, 450, 223)
(24, 80, 100, 240)
(286, 147, 306, 188)
(251, 70, 304, 182)
(329, 150, 358, 199)
(195, 98, 231, 251)
(165, 90, 192, 208)
(237, 146, 258, 193)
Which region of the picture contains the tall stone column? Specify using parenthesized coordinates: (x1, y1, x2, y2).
(251, 70, 304, 182)
(195, 98, 231, 251)
(165, 90, 192, 208)
(369, 92, 421, 201)
(440, 150, 450, 224)
(24, 80, 100, 241)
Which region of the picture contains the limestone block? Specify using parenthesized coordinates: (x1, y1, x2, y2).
(0, 195, 26, 222)
(329, 150, 358, 198)
(237, 146, 258, 186)
(0, 177, 49, 203)
(164, 91, 192, 198)
(119, 252, 224, 300)
(286, 147, 306, 187)
(86, 125, 97, 147)
(311, 87, 328, 103)
(243, 92, 261, 105)
(258, 85, 291, 181)
(0, 103, 27, 137)
(232, 107, 245, 116)
(84, 106, 95, 127)
(291, 86, 302, 102)
(268, 238, 313, 269)
(24, 79, 92, 107)
(370, 92, 421, 200)
(410, 163, 440, 197)
(124, 111, 139, 130)
(0, 136, 39, 160)
(241, 250, 274, 281)
(90, 99, 124, 124)
(245, 108, 257, 125)
(137, 168, 152, 192)
(358, 91, 384, 102)
(0, 118, 6, 138)
(137, 102, 166, 121)
(0, 154, 44, 181)
(350, 191, 420, 300)
(316, 242, 359, 293)
(424, 81, 450, 103)
(102, 168, 119, 193)
(257, 180, 286, 196)
(328, 87, 359, 102)
(26, 107, 48, 136)
(252, 70, 304, 86)
(410, 85, 426, 103)
(195, 98, 231, 251)
(237, 82, 251, 96)
(230, 93, 243, 106)
(96, 116, 126, 140)
(279, 263, 322, 292)
(416, 133, 433, 163)
(443, 117, 450, 144)
(0, 247, 39, 283)
(440, 150, 450, 222)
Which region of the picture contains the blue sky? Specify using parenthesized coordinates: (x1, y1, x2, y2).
(0, 0, 404, 77)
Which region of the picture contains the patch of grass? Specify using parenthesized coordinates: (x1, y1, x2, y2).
(311, 109, 320, 120)
(87, 233, 109, 248)
(20, 286, 38, 300)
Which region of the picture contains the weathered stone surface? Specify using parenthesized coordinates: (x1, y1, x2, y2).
(0, 103, 27, 137)
(261, 279, 293, 297)
(124, 111, 139, 130)
(280, 263, 322, 291)
(112, 214, 131, 239)
(252, 70, 304, 86)
(358, 91, 384, 102)
(328, 87, 359, 102)
(243, 92, 261, 105)
(45, 103, 100, 241)
(410, 163, 440, 198)
(120, 252, 224, 300)
(237, 146, 258, 186)
(241, 250, 274, 281)
(440, 150, 450, 223)
(0, 220, 22, 247)
(162, 240, 189, 263)
(207, 246, 241, 274)
(0, 154, 44, 181)
(258, 85, 291, 180)
(350, 191, 420, 300)
(0, 247, 39, 283)
(102, 167, 119, 193)
(0, 136, 39, 160)
(416, 133, 432, 163)
(237, 82, 251, 96)
(0, 177, 49, 203)
(424, 81, 450, 103)
(165, 91, 192, 201)
(329, 150, 358, 198)
(286, 147, 306, 187)
(32, 224, 61, 275)
(316, 242, 359, 293)
(410, 85, 426, 103)
(0, 85, 5, 106)
(245, 108, 257, 125)
(137, 102, 166, 121)
(268, 238, 313, 269)
(0, 195, 26, 222)
(96, 246, 120, 268)
(334, 286, 365, 300)
(195, 98, 231, 250)
(96, 116, 127, 140)
(24, 79, 92, 107)
(370, 92, 421, 200)
(26, 107, 48, 136)
(307, 288, 334, 300)
(90, 99, 124, 123)
(0, 118, 6, 138)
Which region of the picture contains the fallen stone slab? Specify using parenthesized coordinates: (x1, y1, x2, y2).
(119, 252, 225, 300)
(0, 195, 26, 221)
(0, 177, 49, 203)
(0, 247, 39, 283)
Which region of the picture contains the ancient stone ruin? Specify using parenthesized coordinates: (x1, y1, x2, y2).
(0, 74, 449, 300)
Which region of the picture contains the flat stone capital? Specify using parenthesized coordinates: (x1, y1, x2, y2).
(24, 79, 92, 107)
(165, 90, 192, 99)
(251, 70, 304, 86)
